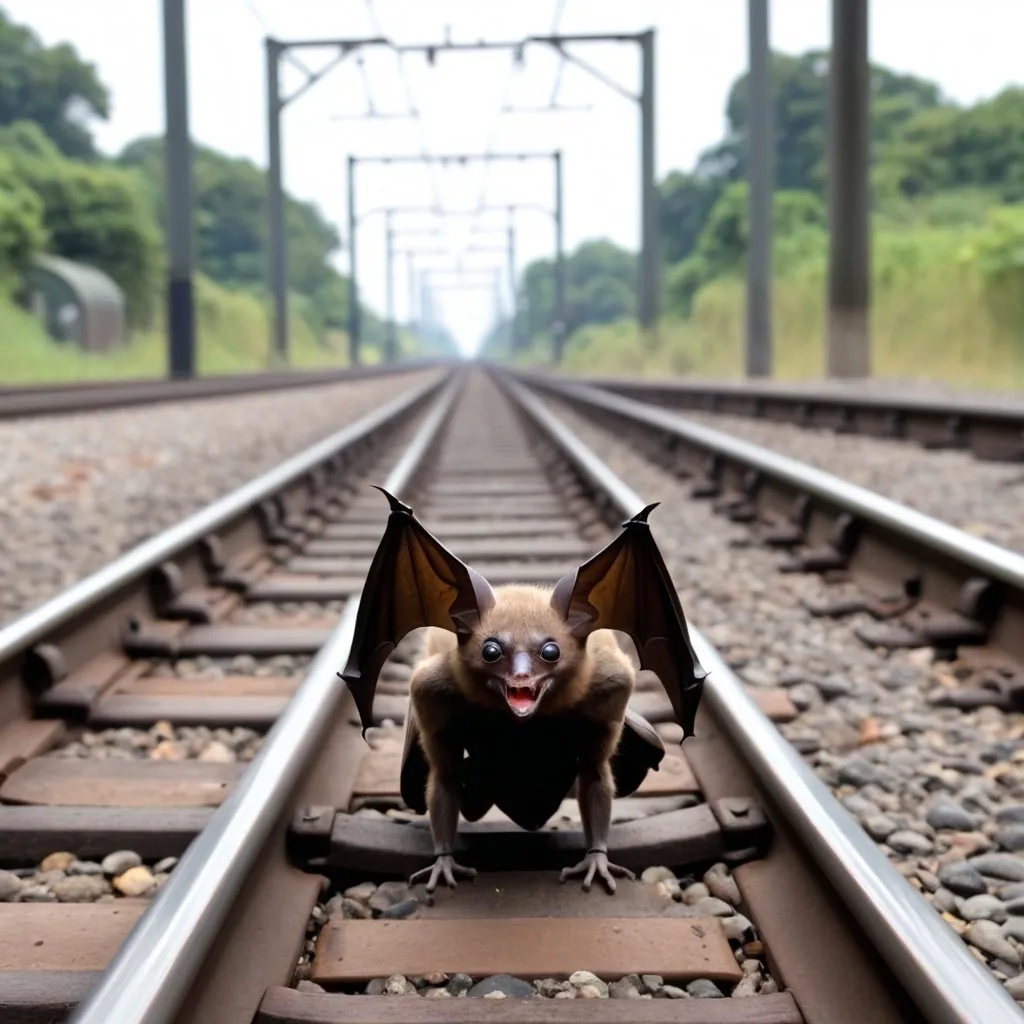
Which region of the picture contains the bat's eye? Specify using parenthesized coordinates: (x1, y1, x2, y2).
(481, 640, 504, 663)
(540, 642, 561, 662)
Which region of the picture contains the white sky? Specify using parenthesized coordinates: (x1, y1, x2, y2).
(7, 1, 1024, 353)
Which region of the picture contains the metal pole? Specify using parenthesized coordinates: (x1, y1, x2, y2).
(827, 0, 870, 377)
(507, 207, 519, 351)
(385, 210, 396, 361)
(265, 38, 288, 365)
(746, 0, 773, 377)
(638, 29, 659, 338)
(553, 150, 567, 362)
(347, 155, 360, 366)
(163, 0, 195, 379)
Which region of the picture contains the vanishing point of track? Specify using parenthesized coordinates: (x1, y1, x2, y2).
(0, 365, 1019, 1024)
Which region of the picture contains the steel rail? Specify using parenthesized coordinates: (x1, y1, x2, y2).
(502, 373, 1023, 1024)
(0, 370, 448, 665)
(0, 359, 448, 420)
(67, 372, 465, 1024)
(573, 372, 1024, 423)
(524, 375, 1024, 593)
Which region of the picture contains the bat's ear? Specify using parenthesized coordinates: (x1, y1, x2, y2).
(451, 565, 497, 635)
(550, 568, 592, 638)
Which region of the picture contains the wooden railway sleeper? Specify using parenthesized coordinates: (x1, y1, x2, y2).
(778, 512, 862, 574)
(147, 561, 214, 624)
(198, 535, 261, 593)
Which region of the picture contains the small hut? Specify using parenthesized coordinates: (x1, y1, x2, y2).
(23, 255, 126, 351)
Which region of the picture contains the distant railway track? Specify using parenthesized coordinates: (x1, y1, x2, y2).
(0, 367, 1018, 1024)
(0, 360, 446, 419)
(575, 374, 1024, 464)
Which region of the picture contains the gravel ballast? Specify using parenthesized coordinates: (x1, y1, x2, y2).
(651, 406, 1024, 552)
(0, 368, 440, 624)
(544, 396, 1024, 1003)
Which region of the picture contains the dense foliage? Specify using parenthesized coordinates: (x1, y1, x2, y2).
(486, 47, 1024, 373)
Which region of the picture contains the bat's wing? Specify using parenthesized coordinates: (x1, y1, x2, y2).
(339, 486, 496, 734)
(550, 503, 707, 739)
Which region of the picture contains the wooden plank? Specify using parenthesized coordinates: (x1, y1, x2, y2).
(258, 989, 804, 1024)
(89, 694, 287, 728)
(0, 757, 244, 807)
(311, 917, 742, 984)
(114, 675, 297, 697)
(0, 720, 64, 780)
(0, 902, 146, 971)
(328, 806, 723, 875)
(285, 560, 573, 585)
(0, 971, 101, 1024)
(303, 536, 591, 561)
(0, 805, 211, 862)
(747, 689, 799, 724)
(352, 746, 697, 801)
(177, 626, 332, 657)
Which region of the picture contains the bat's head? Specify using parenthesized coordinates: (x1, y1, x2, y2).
(459, 584, 585, 721)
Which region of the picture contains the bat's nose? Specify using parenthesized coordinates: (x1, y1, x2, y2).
(511, 651, 533, 677)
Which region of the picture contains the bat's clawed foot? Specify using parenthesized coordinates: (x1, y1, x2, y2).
(410, 854, 477, 894)
(560, 850, 635, 894)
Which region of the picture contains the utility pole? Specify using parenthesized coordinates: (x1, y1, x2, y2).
(384, 210, 396, 361)
(507, 207, 519, 350)
(553, 150, 567, 361)
(827, 0, 870, 377)
(746, 0, 773, 377)
(637, 29, 659, 338)
(265, 38, 288, 364)
(163, 0, 195, 378)
(347, 154, 360, 366)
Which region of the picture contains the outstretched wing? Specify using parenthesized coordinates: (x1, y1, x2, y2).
(550, 503, 707, 739)
(339, 486, 496, 734)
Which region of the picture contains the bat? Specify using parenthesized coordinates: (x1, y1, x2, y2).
(339, 486, 707, 894)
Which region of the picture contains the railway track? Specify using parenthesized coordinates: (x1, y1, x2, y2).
(573, 374, 1024, 464)
(0, 360, 443, 420)
(0, 367, 1018, 1024)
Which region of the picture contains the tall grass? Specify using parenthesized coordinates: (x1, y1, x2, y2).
(561, 222, 1024, 391)
(0, 274, 376, 384)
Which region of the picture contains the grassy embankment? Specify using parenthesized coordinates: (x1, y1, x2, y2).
(0, 275, 388, 383)
(558, 205, 1024, 391)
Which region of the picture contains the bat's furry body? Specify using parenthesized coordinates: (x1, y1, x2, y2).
(340, 488, 706, 894)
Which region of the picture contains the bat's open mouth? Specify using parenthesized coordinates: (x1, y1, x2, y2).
(503, 678, 551, 718)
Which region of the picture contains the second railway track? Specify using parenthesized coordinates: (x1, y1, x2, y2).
(0, 367, 1019, 1024)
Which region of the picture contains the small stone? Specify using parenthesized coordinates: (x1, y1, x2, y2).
(997, 805, 1024, 824)
(916, 869, 940, 893)
(689, 896, 736, 917)
(423, 973, 448, 986)
(534, 978, 571, 998)
(1002, 918, 1024, 942)
(296, 980, 325, 993)
(577, 985, 605, 999)
(379, 898, 418, 920)
(113, 866, 155, 897)
(569, 971, 608, 996)
(680, 883, 710, 905)
(344, 881, 377, 904)
(938, 862, 988, 897)
(640, 975, 664, 994)
(40, 852, 76, 872)
(36, 869, 66, 886)
(102, 851, 142, 876)
(863, 815, 897, 841)
(703, 863, 740, 905)
(52, 875, 109, 902)
(609, 977, 641, 999)
(969, 854, 1024, 882)
(469, 975, 535, 998)
(1002, 882, 1024, 901)
(369, 880, 412, 912)
(658, 985, 690, 999)
(996, 825, 1024, 852)
(447, 973, 474, 996)
(384, 975, 415, 996)
(818, 676, 851, 700)
(960, 894, 1008, 923)
(927, 803, 975, 832)
(424, 988, 452, 998)
(966, 920, 1021, 965)
(0, 871, 22, 901)
(153, 857, 178, 874)
(655, 879, 681, 901)
(932, 889, 959, 914)
(198, 740, 234, 763)
(724, 914, 754, 941)
(364, 978, 387, 996)
(68, 860, 104, 876)
(640, 866, 676, 884)
(18, 885, 56, 902)
(686, 979, 723, 998)
(836, 756, 879, 787)
(732, 968, 761, 998)
(1005, 974, 1024, 999)
(887, 830, 934, 856)
(341, 898, 370, 919)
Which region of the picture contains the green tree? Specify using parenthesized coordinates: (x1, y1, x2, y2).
(0, 8, 109, 159)
(1, 121, 162, 325)
(0, 151, 47, 278)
